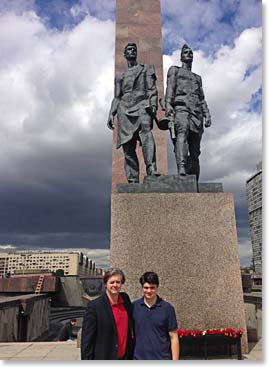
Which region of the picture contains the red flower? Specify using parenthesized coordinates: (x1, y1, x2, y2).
(177, 328, 243, 338)
(177, 328, 188, 338)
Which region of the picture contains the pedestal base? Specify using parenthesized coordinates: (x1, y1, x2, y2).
(116, 175, 223, 193)
(110, 192, 248, 353)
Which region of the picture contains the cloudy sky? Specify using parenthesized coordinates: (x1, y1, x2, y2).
(0, 0, 262, 269)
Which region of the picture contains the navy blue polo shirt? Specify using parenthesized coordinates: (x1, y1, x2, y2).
(132, 296, 178, 360)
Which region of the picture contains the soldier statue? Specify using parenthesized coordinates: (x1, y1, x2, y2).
(107, 43, 159, 183)
(163, 44, 212, 180)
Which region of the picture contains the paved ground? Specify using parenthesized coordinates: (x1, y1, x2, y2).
(0, 342, 80, 360)
(0, 339, 263, 361)
(243, 338, 263, 360)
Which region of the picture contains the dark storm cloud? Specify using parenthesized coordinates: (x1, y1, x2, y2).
(0, 141, 113, 248)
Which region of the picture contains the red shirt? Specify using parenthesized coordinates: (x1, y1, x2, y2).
(109, 294, 128, 359)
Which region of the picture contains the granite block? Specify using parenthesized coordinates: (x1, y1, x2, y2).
(198, 183, 224, 192)
(128, 0, 160, 12)
(128, 24, 162, 38)
(110, 192, 248, 353)
(117, 0, 128, 9)
(133, 11, 161, 25)
(116, 175, 225, 193)
(116, 9, 129, 24)
(139, 37, 162, 52)
(115, 25, 129, 38)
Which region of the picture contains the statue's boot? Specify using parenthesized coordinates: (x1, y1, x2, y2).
(178, 164, 186, 176)
(128, 178, 139, 183)
(175, 131, 188, 176)
(177, 151, 187, 176)
(147, 164, 160, 177)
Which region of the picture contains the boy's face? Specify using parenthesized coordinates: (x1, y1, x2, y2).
(142, 282, 158, 302)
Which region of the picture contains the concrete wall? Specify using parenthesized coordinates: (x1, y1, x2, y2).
(0, 298, 20, 342)
(244, 303, 262, 341)
(23, 296, 50, 341)
(0, 275, 59, 293)
(0, 295, 49, 342)
(52, 276, 85, 307)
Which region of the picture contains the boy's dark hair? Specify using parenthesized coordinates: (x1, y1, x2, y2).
(103, 268, 126, 285)
(139, 272, 159, 286)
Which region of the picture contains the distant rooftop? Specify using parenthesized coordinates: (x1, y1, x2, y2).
(2, 250, 81, 255)
(246, 161, 262, 184)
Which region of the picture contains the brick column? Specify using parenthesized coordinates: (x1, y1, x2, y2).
(111, 0, 168, 190)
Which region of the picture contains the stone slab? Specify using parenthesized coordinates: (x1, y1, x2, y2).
(110, 192, 248, 353)
(0, 342, 80, 361)
(116, 175, 223, 193)
(117, 175, 197, 193)
(198, 183, 223, 192)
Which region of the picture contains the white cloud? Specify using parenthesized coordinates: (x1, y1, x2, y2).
(0, 10, 115, 191)
(161, 0, 262, 52)
(0, 0, 35, 15)
(71, 0, 115, 21)
(82, 248, 110, 269)
(0, 244, 17, 250)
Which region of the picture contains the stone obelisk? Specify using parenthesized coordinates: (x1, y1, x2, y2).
(110, 0, 248, 354)
(111, 0, 168, 191)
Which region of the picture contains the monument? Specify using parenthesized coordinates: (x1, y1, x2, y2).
(109, 0, 248, 354)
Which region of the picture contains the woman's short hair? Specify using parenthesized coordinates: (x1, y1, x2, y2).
(103, 268, 126, 284)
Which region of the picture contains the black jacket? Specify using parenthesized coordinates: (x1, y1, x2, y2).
(81, 292, 133, 360)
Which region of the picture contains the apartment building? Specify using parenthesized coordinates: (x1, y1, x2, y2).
(246, 161, 262, 275)
(0, 251, 101, 277)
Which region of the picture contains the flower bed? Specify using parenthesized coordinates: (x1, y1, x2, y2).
(177, 328, 243, 338)
(177, 328, 243, 359)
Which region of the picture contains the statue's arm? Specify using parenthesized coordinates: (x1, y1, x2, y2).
(107, 74, 122, 130)
(146, 64, 158, 116)
(165, 66, 178, 116)
(199, 77, 212, 128)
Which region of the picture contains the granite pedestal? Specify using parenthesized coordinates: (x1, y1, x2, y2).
(110, 182, 248, 353)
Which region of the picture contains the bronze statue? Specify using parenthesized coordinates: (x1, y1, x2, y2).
(107, 43, 159, 183)
(163, 44, 211, 180)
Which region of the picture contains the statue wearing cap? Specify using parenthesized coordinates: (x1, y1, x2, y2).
(161, 44, 212, 180)
(107, 43, 159, 183)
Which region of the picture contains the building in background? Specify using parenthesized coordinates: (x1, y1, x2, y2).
(0, 251, 103, 277)
(246, 161, 262, 275)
